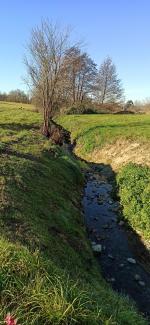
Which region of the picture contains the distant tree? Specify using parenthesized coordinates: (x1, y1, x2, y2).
(24, 20, 73, 138)
(62, 46, 97, 104)
(0, 90, 29, 103)
(7, 89, 29, 103)
(0, 92, 7, 101)
(95, 57, 124, 104)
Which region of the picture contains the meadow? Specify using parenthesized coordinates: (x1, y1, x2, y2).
(0, 102, 148, 324)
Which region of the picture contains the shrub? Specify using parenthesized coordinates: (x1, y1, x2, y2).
(65, 104, 97, 115)
(117, 163, 150, 238)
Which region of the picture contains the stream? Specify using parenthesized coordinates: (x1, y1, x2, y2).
(82, 164, 150, 320)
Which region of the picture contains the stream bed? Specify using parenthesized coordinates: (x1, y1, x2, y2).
(82, 164, 150, 319)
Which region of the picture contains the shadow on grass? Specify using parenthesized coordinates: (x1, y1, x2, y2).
(0, 122, 39, 131)
(0, 147, 40, 162)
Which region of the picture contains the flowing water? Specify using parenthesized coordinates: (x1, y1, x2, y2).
(83, 164, 150, 319)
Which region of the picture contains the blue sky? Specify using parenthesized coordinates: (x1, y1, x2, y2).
(0, 0, 150, 101)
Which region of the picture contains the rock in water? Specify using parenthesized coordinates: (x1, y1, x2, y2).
(127, 258, 136, 264)
(108, 277, 116, 282)
(108, 254, 115, 260)
(92, 244, 102, 253)
(134, 274, 141, 281)
(139, 281, 145, 287)
(119, 263, 124, 268)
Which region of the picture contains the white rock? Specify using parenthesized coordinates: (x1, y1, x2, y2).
(108, 254, 115, 260)
(119, 263, 124, 267)
(139, 281, 145, 287)
(127, 258, 136, 264)
(92, 244, 102, 253)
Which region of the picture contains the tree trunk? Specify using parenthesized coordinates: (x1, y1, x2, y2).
(42, 106, 50, 137)
(41, 104, 71, 145)
(49, 119, 71, 145)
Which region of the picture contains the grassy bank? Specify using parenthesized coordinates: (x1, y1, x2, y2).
(58, 114, 150, 162)
(117, 164, 150, 240)
(0, 102, 147, 324)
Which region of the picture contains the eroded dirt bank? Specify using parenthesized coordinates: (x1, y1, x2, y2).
(78, 139, 150, 170)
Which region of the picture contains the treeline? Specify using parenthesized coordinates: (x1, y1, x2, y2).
(0, 89, 30, 103)
(31, 50, 124, 113)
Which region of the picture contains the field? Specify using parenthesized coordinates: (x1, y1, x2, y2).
(0, 102, 148, 324)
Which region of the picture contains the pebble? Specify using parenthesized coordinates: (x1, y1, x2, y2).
(92, 244, 102, 253)
(114, 202, 120, 207)
(139, 281, 145, 287)
(108, 278, 116, 282)
(134, 274, 141, 281)
(119, 263, 124, 267)
(108, 254, 115, 260)
(127, 258, 136, 264)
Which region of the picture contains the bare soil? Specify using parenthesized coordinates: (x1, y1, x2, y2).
(86, 139, 150, 170)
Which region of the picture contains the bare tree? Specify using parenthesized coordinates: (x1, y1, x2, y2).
(24, 20, 71, 138)
(95, 57, 124, 104)
(62, 46, 97, 105)
(8, 89, 29, 103)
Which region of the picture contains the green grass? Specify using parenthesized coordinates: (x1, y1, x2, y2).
(58, 114, 150, 242)
(0, 102, 147, 324)
(58, 114, 150, 157)
(117, 163, 150, 240)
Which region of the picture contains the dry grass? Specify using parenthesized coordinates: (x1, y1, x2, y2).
(85, 139, 150, 170)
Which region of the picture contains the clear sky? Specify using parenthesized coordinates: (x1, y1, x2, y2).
(0, 0, 150, 101)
